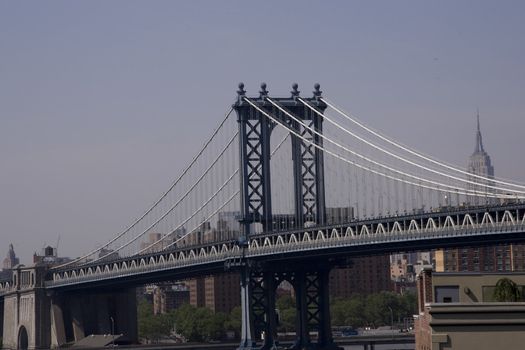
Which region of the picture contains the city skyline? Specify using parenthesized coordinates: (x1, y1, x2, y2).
(1, 1, 524, 263)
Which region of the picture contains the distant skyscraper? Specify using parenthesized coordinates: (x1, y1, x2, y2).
(2, 244, 19, 270)
(435, 113, 525, 272)
(467, 112, 495, 205)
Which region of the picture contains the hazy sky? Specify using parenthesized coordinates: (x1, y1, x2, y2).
(1, 1, 524, 264)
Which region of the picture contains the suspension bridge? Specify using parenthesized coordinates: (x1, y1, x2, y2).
(2, 83, 525, 350)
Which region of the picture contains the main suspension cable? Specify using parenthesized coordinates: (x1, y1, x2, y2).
(53, 107, 234, 269)
(247, 98, 521, 199)
(300, 98, 525, 195)
(322, 98, 525, 190)
(265, 97, 516, 199)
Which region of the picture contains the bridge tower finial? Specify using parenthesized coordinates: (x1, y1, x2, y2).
(313, 83, 322, 99)
(291, 83, 300, 99)
(237, 82, 246, 95)
(237, 83, 246, 103)
(259, 82, 268, 98)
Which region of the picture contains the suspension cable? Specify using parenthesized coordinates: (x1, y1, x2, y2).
(265, 97, 516, 199)
(322, 98, 525, 190)
(88, 131, 239, 264)
(54, 107, 234, 269)
(139, 133, 291, 254)
(138, 169, 240, 254)
(300, 98, 525, 195)
(247, 98, 521, 199)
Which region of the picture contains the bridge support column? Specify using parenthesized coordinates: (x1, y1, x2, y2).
(261, 271, 278, 350)
(292, 270, 314, 350)
(114, 289, 138, 343)
(290, 267, 341, 350)
(71, 298, 86, 341)
(316, 269, 342, 350)
(95, 294, 111, 334)
(50, 296, 66, 348)
(238, 266, 256, 350)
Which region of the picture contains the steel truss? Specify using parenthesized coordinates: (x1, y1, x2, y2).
(240, 261, 342, 350)
(234, 83, 336, 350)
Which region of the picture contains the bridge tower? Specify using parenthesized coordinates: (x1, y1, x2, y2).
(234, 82, 327, 236)
(233, 83, 340, 350)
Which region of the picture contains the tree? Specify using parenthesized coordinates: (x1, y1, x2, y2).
(137, 299, 172, 343)
(329, 292, 417, 328)
(225, 306, 241, 337)
(173, 304, 227, 342)
(364, 292, 401, 327)
(279, 308, 297, 332)
(493, 278, 521, 302)
(275, 295, 296, 332)
(276, 294, 295, 310)
(331, 296, 365, 327)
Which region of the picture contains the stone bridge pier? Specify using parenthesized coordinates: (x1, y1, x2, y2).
(2, 265, 137, 349)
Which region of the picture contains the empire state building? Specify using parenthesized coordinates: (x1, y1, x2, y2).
(467, 113, 495, 205)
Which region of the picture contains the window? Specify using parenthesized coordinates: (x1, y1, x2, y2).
(435, 286, 460, 303)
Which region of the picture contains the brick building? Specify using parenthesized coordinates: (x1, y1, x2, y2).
(188, 272, 240, 313)
(153, 283, 190, 314)
(329, 255, 392, 298)
(326, 207, 392, 298)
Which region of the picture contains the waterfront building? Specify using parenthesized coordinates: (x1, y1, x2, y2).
(415, 268, 525, 349)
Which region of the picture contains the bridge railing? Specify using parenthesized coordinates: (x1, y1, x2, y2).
(47, 206, 525, 288)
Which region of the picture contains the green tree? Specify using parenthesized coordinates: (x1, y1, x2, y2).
(331, 296, 365, 327)
(137, 299, 172, 342)
(364, 292, 400, 326)
(275, 295, 296, 332)
(225, 306, 241, 337)
(173, 304, 226, 341)
(493, 278, 521, 302)
(276, 294, 295, 310)
(279, 308, 296, 332)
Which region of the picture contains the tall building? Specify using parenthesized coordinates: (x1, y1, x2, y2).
(188, 272, 240, 313)
(435, 113, 525, 272)
(1, 243, 19, 281)
(467, 113, 495, 206)
(3, 244, 19, 270)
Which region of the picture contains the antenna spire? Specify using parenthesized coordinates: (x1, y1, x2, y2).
(475, 109, 484, 153)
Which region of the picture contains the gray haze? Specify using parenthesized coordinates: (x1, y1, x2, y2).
(1, 1, 524, 263)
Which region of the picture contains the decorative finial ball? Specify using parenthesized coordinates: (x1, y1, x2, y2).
(261, 82, 267, 90)
(238, 82, 244, 90)
(292, 83, 298, 90)
(314, 83, 320, 90)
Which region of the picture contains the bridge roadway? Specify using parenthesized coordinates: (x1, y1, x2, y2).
(32, 202, 525, 293)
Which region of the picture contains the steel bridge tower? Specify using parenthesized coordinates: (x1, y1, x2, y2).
(233, 83, 341, 350)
